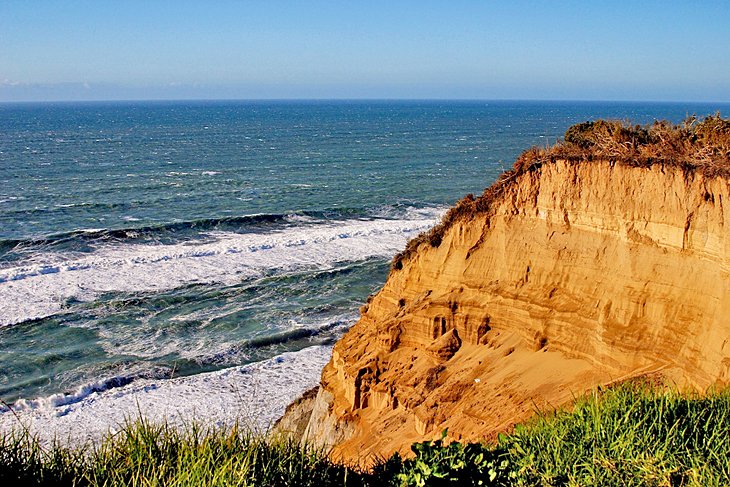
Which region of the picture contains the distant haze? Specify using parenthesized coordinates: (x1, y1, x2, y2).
(1, 0, 729, 102)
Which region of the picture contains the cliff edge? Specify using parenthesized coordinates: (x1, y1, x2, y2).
(279, 116, 730, 465)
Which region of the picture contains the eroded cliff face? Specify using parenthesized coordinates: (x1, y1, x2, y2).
(287, 160, 730, 465)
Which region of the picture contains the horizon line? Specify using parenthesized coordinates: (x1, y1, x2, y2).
(2, 97, 730, 106)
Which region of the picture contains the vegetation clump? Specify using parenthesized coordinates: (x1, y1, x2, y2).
(1, 383, 729, 486)
(393, 113, 730, 269)
(501, 381, 730, 486)
(0, 420, 373, 487)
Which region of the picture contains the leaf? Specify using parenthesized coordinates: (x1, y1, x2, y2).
(489, 469, 497, 482)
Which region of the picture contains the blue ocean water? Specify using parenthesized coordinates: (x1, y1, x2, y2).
(0, 100, 727, 405)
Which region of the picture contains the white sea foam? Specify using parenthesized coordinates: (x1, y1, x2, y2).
(0, 209, 444, 327)
(94, 310, 355, 364)
(0, 345, 331, 446)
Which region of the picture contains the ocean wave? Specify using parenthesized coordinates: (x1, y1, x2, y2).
(0, 213, 295, 255)
(0, 205, 442, 259)
(0, 209, 443, 327)
(8, 376, 136, 412)
(196, 317, 352, 366)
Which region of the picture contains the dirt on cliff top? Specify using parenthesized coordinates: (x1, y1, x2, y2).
(393, 114, 730, 269)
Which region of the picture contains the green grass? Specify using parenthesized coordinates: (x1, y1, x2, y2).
(499, 383, 730, 486)
(0, 419, 373, 487)
(2, 383, 729, 486)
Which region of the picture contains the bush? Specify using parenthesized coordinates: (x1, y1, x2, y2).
(392, 430, 515, 486)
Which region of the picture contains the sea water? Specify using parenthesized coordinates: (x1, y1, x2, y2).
(0, 100, 726, 439)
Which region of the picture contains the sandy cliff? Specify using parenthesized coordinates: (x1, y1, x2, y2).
(278, 119, 730, 465)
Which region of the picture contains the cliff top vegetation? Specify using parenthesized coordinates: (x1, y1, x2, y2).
(393, 113, 730, 269)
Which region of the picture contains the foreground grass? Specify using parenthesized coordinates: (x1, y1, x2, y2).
(501, 384, 730, 486)
(1, 383, 729, 486)
(0, 421, 370, 487)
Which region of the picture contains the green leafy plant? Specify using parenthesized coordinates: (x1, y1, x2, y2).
(393, 429, 516, 486)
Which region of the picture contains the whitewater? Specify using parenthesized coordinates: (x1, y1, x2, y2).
(0, 209, 441, 327)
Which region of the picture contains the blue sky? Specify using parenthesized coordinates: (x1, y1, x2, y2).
(1, 0, 729, 102)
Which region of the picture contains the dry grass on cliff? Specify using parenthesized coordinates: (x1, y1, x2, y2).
(392, 113, 730, 270)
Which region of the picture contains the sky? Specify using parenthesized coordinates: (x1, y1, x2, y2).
(1, 0, 729, 102)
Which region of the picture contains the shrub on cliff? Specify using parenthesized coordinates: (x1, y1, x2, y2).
(537, 113, 730, 171)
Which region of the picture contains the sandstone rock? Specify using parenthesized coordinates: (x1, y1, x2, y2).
(426, 329, 462, 361)
(272, 386, 319, 440)
(283, 160, 730, 465)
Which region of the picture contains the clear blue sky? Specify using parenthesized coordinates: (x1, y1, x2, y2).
(1, 0, 729, 102)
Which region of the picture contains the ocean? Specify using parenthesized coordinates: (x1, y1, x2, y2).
(1, 100, 727, 440)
